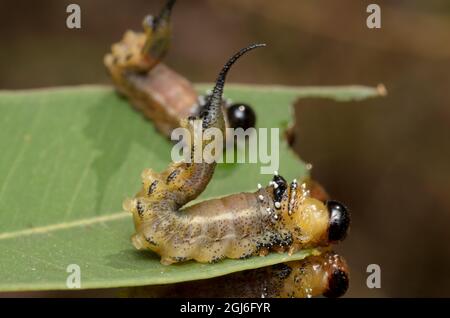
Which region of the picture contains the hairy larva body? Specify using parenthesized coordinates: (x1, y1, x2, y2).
(126, 251, 349, 298)
(126, 171, 347, 265)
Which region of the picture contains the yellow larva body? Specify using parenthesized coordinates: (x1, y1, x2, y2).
(128, 192, 264, 264)
(125, 177, 332, 265)
(126, 250, 350, 298)
(267, 250, 350, 298)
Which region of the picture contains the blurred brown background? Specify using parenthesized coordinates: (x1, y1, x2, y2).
(1, 0, 449, 297)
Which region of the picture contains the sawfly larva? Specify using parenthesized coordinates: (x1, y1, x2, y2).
(126, 250, 349, 298)
(104, 0, 256, 138)
(123, 44, 350, 265)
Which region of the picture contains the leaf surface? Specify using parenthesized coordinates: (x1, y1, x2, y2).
(0, 84, 382, 291)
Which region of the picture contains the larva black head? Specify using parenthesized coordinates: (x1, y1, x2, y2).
(202, 43, 266, 130)
(326, 200, 350, 242)
(324, 269, 349, 298)
(226, 103, 256, 130)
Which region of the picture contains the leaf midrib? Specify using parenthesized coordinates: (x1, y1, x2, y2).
(0, 212, 129, 240)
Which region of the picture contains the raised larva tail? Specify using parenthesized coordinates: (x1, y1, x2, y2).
(104, 0, 177, 80)
(142, 0, 177, 63)
(201, 43, 266, 131)
(126, 44, 269, 264)
(129, 44, 267, 210)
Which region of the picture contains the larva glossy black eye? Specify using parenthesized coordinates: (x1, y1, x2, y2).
(326, 200, 350, 242)
(226, 103, 256, 130)
(324, 269, 349, 298)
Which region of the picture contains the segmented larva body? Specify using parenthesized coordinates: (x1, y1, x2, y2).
(126, 250, 349, 298)
(122, 44, 350, 265)
(126, 171, 347, 265)
(104, 0, 198, 136)
(272, 251, 350, 298)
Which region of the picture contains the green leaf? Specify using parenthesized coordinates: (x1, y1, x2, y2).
(0, 84, 382, 291)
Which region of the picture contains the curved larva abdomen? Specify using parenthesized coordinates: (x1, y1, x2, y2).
(130, 192, 268, 264)
(124, 44, 280, 265)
